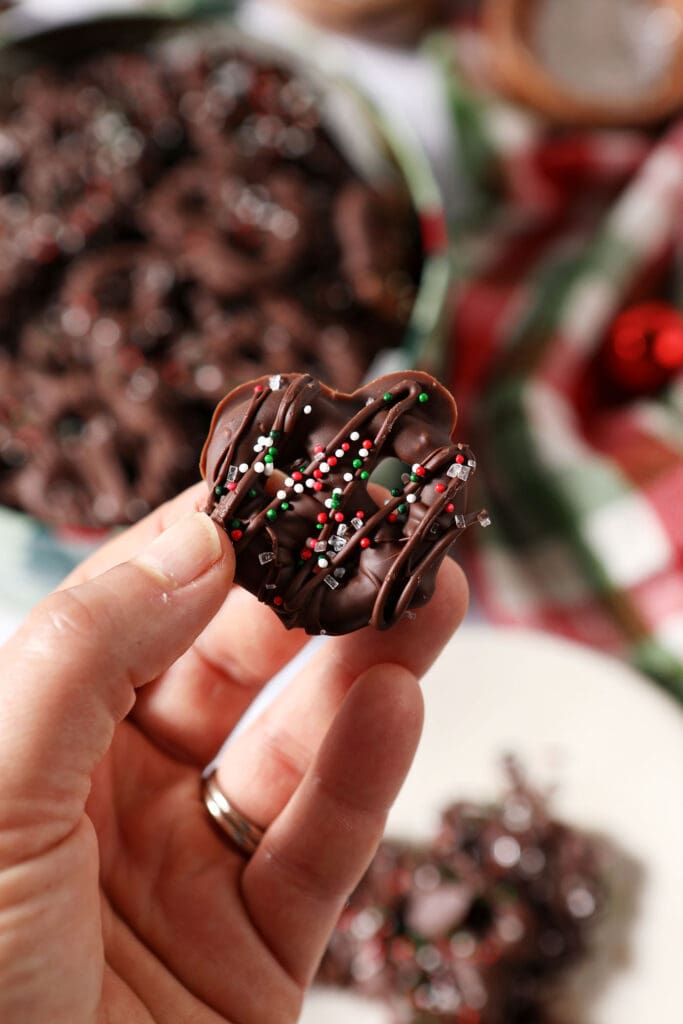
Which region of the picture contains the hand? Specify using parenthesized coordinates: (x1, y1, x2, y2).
(0, 484, 468, 1024)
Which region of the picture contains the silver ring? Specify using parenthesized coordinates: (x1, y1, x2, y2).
(202, 767, 265, 857)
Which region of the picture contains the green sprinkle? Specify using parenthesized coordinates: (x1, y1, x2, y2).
(353, 458, 363, 469)
(248, 488, 257, 498)
(269, 429, 280, 438)
(411, 473, 419, 483)
(264, 454, 274, 464)
(268, 446, 278, 456)
(360, 470, 370, 481)
(418, 392, 429, 403)
(266, 508, 277, 522)
(214, 485, 225, 498)
(398, 503, 407, 513)
(281, 501, 290, 511)
(316, 522, 325, 531)
(391, 488, 401, 497)
(383, 392, 393, 403)
(230, 519, 241, 529)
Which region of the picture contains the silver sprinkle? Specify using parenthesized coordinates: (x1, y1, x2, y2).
(269, 374, 282, 391)
(351, 517, 364, 530)
(258, 551, 275, 565)
(324, 575, 339, 589)
(447, 463, 471, 481)
(227, 465, 238, 482)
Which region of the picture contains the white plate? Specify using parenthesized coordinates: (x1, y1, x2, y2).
(301, 625, 683, 1023)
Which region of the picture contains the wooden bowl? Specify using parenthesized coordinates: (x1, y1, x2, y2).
(485, 0, 683, 125)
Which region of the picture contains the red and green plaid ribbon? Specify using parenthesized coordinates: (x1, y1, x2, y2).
(432, 13, 683, 699)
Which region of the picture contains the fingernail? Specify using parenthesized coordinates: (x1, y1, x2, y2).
(137, 512, 223, 588)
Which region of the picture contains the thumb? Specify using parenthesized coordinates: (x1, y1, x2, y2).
(0, 512, 233, 851)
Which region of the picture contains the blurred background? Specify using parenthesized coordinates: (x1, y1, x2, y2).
(1, 0, 682, 700)
(1, 2, 683, 1019)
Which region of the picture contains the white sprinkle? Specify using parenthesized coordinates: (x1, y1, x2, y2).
(318, 557, 329, 568)
(264, 463, 274, 476)
(276, 489, 287, 500)
(284, 477, 294, 487)
(320, 461, 330, 473)
(407, 493, 417, 503)
(350, 431, 360, 441)
(343, 472, 353, 482)
(306, 478, 315, 489)
(324, 499, 333, 509)
(303, 404, 312, 414)
(492, 836, 521, 868)
(254, 461, 265, 473)
(358, 448, 369, 458)
(239, 462, 249, 473)
(269, 374, 282, 391)
(335, 449, 344, 458)
(294, 483, 304, 494)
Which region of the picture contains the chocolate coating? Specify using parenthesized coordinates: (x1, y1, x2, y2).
(0, 35, 422, 529)
(320, 762, 609, 1023)
(202, 371, 486, 635)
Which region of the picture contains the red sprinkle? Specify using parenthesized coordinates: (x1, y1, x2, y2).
(314, 443, 324, 454)
(355, 510, 365, 519)
(301, 549, 312, 560)
(227, 482, 237, 491)
(435, 483, 446, 494)
(341, 442, 350, 451)
(456, 454, 465, 464)
(334, 512, 344, 522)
(292, 471, 303, 481)
(273, 596, 284, 606)
(313, 481, 324, 491)
(360, 537, 371, 549)
(415, 465, 426, 477)
(254, 384, 264, 393)
(230, 529, 243, 542)
(306, 538, 317, 549)
(362, 439, 373, 449)
(317, 512, 328, 524)
(327, 456, 338, 466)
(313, 469, 323, 479)
(387, 512, 398, 523)
(446, 502, 455, 514)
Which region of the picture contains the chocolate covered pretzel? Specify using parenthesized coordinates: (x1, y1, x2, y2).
(202, 371, 489, 635)
(0, 35, 422, 529)
(320, 763, 609, 1023)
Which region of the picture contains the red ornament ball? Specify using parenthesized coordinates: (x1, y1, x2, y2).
(605, 302, 683, 394)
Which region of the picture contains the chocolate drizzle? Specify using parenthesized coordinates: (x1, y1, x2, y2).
(202, 371, 489, 635)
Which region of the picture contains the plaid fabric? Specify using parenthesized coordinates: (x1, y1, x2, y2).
(432, 17, 683, 698)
